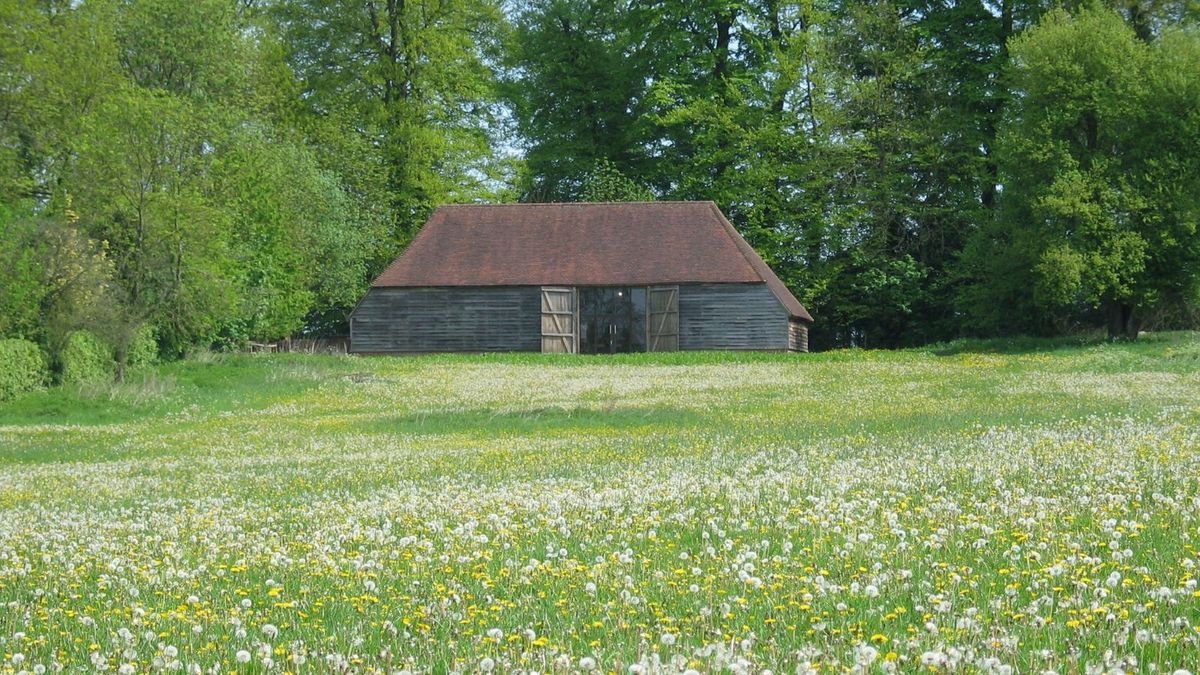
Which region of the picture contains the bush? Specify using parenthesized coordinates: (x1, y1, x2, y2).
(0, 338, 48, 402)
(127, 324, 159, 370)
(60, 330, 115, 385)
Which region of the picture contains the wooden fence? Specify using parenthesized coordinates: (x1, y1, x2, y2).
(247, 336, 349, 354)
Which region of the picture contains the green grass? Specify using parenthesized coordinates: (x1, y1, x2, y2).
(1, 333, 1199, 672)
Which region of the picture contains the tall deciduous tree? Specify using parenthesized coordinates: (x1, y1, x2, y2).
(212, 128, 371, 343)
(272, 0, 505, 241)
(503, 0, 649, 201)
(0, 0, 387, 368)
(72, 89, 236, 363)
(960, 6, 1200, 339)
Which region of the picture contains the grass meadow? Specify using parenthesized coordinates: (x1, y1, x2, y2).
(2, 334, 1200, 674)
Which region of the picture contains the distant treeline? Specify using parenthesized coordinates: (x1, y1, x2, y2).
(1, 0, 1198, 375)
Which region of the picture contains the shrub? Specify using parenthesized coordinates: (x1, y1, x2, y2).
(60, 330, 115, 385)
(0, 338, 48, 401)
(127, 324, 159, 370)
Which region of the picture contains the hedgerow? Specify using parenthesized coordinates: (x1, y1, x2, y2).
(0, 338, 48, 401)
(59, 330, 115, 385)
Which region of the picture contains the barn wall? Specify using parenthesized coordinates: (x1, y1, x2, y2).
(678, 283, 790, 350)
(350, 287, 540, 353)
(789, 319, 810, 353)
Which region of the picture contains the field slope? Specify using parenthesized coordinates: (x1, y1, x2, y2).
(2, 335, 1200, 673)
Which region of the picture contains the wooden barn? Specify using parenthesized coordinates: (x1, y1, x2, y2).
(349, 202, 812, 354)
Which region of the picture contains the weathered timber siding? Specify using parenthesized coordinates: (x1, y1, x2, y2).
(353, 283, 803, 353)
(789, 319, 810, 353)
(678, 283, 789, 350)
(351, 287, 540, 353)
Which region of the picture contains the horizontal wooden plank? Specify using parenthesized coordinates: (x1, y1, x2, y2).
(678, 284, 789, 350)
(351, 287, 540, 353)
(352, 283, 799, 353)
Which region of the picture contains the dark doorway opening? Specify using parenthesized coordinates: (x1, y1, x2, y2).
(579, 287, 646, 354)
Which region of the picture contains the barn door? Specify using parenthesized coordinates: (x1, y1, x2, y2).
(540, 287, 577, 353)
(647, 285, 679, 352)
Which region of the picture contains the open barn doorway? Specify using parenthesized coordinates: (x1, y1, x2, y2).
(579, 287, 646, 354)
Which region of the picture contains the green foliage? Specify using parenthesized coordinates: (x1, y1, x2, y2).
(0, 0, 395, 356)
(0, 338, 48, 402)
(1034, 244, 1087, 308)
(127, 324, 158, 370)
(0, 211, 45, 339)
(113, 0, 247, 100)
(503, 0, 651, 201)
(72, 88, 237, 355)
(503, 0, 1074, 347)
(20, 221, 122, 353)
(59, 330, 115, 386)
(960, 5, 1200, 339)
(1, 0, 1198, 353)
(820, 251, 931, 348)
(576, 160, 655, 202)
(204, 126, 380, 343)
(271, 0, 505, 240)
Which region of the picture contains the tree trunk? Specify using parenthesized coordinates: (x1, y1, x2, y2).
(713, 10, 732, 81)
(1125, 1, 1153, 43)
(1124, 307, 1141, 341)
(114, 345, 128, 384)
(981, 0, 1014, 211)
(1105, 299, 1139, 341)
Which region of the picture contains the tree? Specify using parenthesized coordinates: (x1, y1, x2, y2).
(3, 0, 1196, 357)
(271, 0, 505, 243)
(504, 0, 1068, 347)
(0, 209, 46, 339)
(71, 88, 236, 366)
(0, 0, 390, 364)
(0, 0, 124, 210)
(25, 221, 121, 365)
(503, 0, 650, 201)
(211, 128, 374, 342)
(960, 6, 1200, 339)
(631, 0, 856, 344)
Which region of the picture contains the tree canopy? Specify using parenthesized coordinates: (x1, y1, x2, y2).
(1, 0, 1198, 369)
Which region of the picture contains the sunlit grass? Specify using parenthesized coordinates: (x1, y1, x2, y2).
(1, 333, 1199, 673)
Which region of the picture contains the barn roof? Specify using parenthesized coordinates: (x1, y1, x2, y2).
(372, 201, 812, 321)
